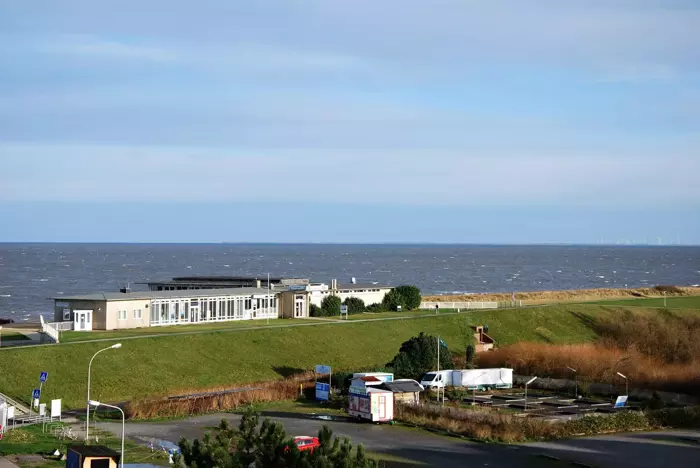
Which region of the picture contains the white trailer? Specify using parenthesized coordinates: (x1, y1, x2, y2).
(421, 368, 513, 390)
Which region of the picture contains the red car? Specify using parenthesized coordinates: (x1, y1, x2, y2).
(292, 436, 320, 453)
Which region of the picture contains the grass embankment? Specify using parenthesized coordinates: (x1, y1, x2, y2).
(0, 305, 610, 408)
(591, 296, 700, 309)
(59, 318, 327, 343)
(423, 285, 700, 305)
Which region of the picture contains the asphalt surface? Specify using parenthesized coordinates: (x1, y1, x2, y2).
(96, 411, 700, 467)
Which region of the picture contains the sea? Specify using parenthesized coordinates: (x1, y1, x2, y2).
(1, 243, 699, 321)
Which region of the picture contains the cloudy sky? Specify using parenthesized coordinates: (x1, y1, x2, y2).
(1, 1, 699, 243)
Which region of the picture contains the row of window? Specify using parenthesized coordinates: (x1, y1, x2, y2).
(149, 296, 277, 325)
(118, 309, 143, 320)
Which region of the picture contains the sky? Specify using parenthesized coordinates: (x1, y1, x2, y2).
(0, 1, 699, 243)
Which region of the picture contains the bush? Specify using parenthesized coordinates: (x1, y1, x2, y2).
(309, 304, 322, 317)
(382, 289, 406, 311)
(343, 297, 366, 314)
(394, 285, 422, 310)
(386, 332, 453, 380)
(365, 303, 387, 313)
(321, 295, 342, 317)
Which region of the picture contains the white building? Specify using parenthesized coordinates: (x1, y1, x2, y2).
(307, 279, 392, 308)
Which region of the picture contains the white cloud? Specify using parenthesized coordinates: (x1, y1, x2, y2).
(36, 34, 175, 62)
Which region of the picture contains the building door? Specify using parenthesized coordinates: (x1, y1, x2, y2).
(378, 396, 386, 419)
(294, 296, 306, 318)
(73, 310, 93, 331)
(190, 306, 199, 323)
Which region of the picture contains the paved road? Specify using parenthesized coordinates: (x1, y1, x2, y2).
(96, 411, 700, 467)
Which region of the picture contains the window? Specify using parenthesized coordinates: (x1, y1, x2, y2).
(118, 310, 127, 320)
(63, 309, 71, 321)
(245, 298, 252, 310)
(133, 309, 142, 319)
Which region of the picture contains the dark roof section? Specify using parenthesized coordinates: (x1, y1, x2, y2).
(173, 276, 287, 282)
(67, 445, 121, 457)
(381, 380, 424, 393)
(51, 287, 271, 302)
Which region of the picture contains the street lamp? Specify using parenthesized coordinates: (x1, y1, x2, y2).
(472, 372, 488, 405)
(89, 400, 125, 468)
(566, 367, 578, 399)
(524, 376, 538, 411)
(86, 343, 122, 442)
(616, 372, 629, 397)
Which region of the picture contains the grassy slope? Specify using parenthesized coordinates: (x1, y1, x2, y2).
(1, 304, 696, 409)
(589, 296, 700, 309)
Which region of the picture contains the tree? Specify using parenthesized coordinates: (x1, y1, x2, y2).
(321, 295, 342, 317)
(342, 297, 365, 314)
(382, 289, 406, 311)
(385, 332, 453, 380)
(466, 345, 476, 369)
(175, 407, 377, 468)
(393, 285, 422, 310)
(309, 304, 322, 317)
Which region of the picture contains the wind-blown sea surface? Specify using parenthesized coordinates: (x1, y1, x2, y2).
(1, 243, 699, 321)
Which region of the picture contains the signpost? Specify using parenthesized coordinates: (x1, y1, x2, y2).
(32, 388, 40, 410)
(614, 395, 628, 408)
(315, 365, 332, 401)
(37, 371, 48, 410)
(340, 305, 348, 320)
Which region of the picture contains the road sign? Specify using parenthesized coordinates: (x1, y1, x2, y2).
(39, 372, 48, 383)
(614, 395, 628, 408)
(32, 388, 40, 399)
(315, 382, 330, 401)
(315, 365, 331, 375)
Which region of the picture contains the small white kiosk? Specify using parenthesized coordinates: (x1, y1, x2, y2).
(348, 376, 394, 423)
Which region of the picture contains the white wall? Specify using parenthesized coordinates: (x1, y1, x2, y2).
(309, 288, 391, 307)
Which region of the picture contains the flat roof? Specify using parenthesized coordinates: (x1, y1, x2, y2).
(52, 287, 272, 302)
(336, 284, 391, 290)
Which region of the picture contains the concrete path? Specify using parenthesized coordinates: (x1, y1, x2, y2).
(95, 411, 700, 468)
(0, 458, 20, 468)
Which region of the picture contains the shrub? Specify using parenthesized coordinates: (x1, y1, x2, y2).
(382, 289, 406, 311)
(394, 285, 422, 310)
(309, 304, 322, 317)
(343, 297, 366, 314)
(386, 332, 453, 380)
(321, 295, 342, 317)
(365, 303, 387, 312)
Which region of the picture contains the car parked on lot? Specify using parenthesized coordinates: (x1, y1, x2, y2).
(292, 436, 320, 453)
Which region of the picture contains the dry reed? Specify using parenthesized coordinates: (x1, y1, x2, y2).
(125, 371, 316, 419)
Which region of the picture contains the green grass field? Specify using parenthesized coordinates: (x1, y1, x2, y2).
(59, 317, 327, 343)
(588, 296, 700, 309)
(1, 304, 697, 410)
(0, 330, 31, 342)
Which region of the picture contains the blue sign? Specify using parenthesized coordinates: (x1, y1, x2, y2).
(288, 285, 307, 291)
(614, 396, 628, 408)
(315, 365, 331, 375)
(32, 388, 41, 399)
(315, 382, 330, 401)
(39, 372, 48, 383)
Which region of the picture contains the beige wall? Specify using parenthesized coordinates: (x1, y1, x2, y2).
(104, 299, 151, 330)
(278, 291, 309, 318)
(82, 456, 118, 468)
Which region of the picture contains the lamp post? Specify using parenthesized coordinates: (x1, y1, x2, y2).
(566, 367, 578, 399)
(86, 343, 122, 442)
(89, 400, 124, 468)
(472, 372, 488, 405)
(616, 372, 628, 397)
(524, 376, 538, 411)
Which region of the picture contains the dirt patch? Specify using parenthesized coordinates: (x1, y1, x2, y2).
(423, 286, 700, 304)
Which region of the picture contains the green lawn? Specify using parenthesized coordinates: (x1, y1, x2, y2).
(0, 330, 31, 342)
(1, 304, 693, 410)
(587, 296, 700, 309)
(60, 317, 327, 343)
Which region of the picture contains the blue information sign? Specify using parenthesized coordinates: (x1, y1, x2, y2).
(315, 382, 330, 401)
(32, 388, 41, 399)
(39, 372, 48, 383)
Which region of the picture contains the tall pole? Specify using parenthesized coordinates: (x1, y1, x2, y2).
(267, 273, 270, 325)
(86, 344, 121, 442)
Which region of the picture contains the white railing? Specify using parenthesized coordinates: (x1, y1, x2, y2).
(39, 316, 62, 343)
(420, 301, 510, 310)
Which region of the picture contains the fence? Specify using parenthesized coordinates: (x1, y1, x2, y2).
(39, 317, 62, 343)
(420, 301, 520, 310)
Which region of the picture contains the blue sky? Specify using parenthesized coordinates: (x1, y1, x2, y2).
(1, 1, 699, 243)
